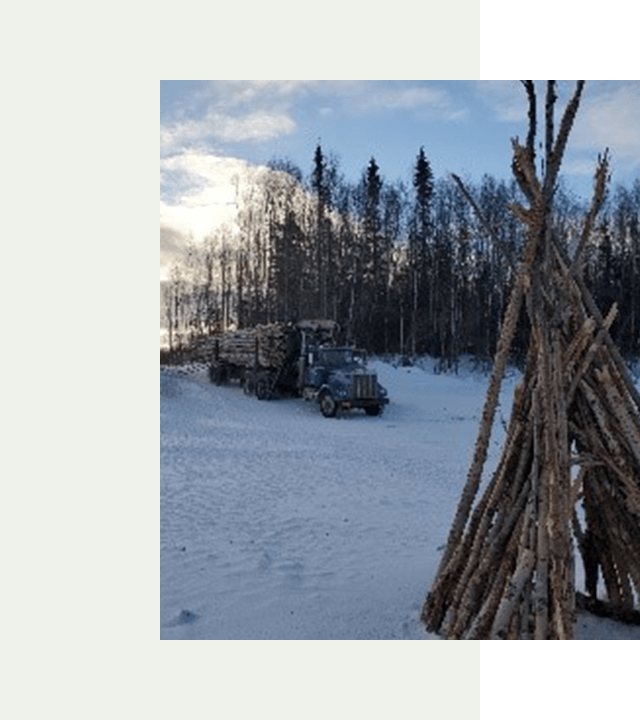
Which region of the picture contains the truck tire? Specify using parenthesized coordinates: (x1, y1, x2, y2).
(256, 378, 271, 400)
(365, 405, 382, 416)
(209, 364, 225, 386)
(320, 391, 337, 418)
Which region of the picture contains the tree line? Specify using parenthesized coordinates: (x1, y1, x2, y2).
(163, 144, 640, 365)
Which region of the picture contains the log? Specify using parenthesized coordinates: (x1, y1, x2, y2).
(422, 81, 640, 640)
(490, 548, 535, 639)
(434, 213, 545, 577)
(193, 323, 300, 370)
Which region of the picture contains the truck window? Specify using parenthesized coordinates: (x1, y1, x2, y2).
(318, 349, 353, 366)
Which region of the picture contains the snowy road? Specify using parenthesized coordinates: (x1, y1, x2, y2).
(160, 359, 640, 640)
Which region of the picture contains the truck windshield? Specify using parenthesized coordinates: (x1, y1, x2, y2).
(317, 349, 363, 367)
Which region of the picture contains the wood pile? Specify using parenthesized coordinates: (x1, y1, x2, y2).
(217, 328, 258, 366)
(186, 323, 299, 369)
(422, 81, 640, 639)
(255, 323, 300, 369)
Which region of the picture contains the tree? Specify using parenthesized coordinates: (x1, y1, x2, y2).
(310, 144, 335, 319)
(263, 164, 307, 323)
(381, 180, 408, 353)
(407, 148, 435, 353)
(359, 158, 384, 348)
(610, 181, 640, 356)
(162, 128, 639, 365)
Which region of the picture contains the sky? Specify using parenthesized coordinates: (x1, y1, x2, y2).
(160, 80, 640, 281)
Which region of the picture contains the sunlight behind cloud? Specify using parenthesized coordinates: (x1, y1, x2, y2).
(161, 152, 247, 204)
(160, 81, 639, 285)
(159, 152, 269, 280)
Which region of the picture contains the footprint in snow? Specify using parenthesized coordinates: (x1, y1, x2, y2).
(258, 551, 273, 572)
(164, 609, 200, 627)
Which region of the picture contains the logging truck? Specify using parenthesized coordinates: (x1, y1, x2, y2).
(208, 320, 389, 417)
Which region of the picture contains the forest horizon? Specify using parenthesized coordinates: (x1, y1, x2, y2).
(161, 142, 640, 365)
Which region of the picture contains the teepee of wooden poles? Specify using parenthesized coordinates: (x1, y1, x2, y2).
(421, 81, 640, 639)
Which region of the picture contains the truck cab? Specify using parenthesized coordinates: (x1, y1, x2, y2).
(300, 343, 389, 417)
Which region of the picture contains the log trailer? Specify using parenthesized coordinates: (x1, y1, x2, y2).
(208, 320, 389, 417)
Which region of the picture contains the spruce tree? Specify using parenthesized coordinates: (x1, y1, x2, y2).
(411, 147, 434, 352)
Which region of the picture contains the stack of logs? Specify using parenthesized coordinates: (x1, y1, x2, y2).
(217, 328, 258, 366)
(255, 323, 300, 369)
(422, 81, 640, 639)
(187, 323, 299, 369)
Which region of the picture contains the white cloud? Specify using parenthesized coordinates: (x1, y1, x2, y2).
(162, 81, 469, 160)
(475, 80, 526, 123)
(382, 86, 455, 110)
(336, 81, 467, 120)
(160, 80, 317, 154)
(160, 198, 235, 240)
(573, 83, 640, 164)
(160, 152, 269, 280)
(478, 81, 640, 159)
(474, 81, 640, 187)
(212, 111, 296, 142)
(160, 153, 251, 234)
(198, 80, 318, 108)
(161, 110, 296, 154)
(159, 201, 238, 282)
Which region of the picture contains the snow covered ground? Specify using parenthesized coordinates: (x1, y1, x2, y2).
(160, 358, 640, 640)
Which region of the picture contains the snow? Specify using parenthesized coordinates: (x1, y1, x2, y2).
(160, 358, 640, 640)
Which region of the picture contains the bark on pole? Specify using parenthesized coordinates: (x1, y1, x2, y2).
(422, 80, 640, 640)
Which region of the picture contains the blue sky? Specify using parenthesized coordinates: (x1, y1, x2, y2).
(160, 80, 640, 279)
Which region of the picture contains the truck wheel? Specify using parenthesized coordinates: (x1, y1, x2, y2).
(256, 378, 270, 400)
(209, 365, 225, 386)
(365, 405, 382, 416)
(320, 391, 337, 418)
(243, 377, 254, 395)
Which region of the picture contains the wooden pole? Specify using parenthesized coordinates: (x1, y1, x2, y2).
(422, 80, 640, 640)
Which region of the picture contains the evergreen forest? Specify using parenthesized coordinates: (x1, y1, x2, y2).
(162, 144, 640, 366)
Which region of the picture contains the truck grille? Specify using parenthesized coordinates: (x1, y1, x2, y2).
(352, 374, 378, 399)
